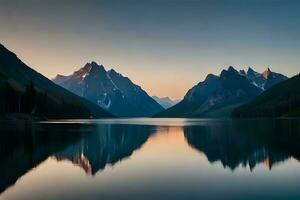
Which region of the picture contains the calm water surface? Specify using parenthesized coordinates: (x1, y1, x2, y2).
(1, 118, 300, 200)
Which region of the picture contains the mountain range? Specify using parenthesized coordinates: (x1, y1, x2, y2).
(233, 74, 300, 118)
(0, 43, 112, 119)
(244, 67, 287, 90)
(155, 66, 287, 118)
(53, 63, 164, 117)
(0, 43, 294, 119)
(152, 96, 180, 109)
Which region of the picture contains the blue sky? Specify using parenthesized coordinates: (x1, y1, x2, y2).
(1, 0, 299, 99)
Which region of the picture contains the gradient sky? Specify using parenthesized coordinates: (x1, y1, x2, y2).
(0, 0, 299, 99)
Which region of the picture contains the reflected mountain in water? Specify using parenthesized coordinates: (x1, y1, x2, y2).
(2, 119, 300, 199)
(54, 124, 154, 175)
(0, 122, 87, 194)
(184, 119, 300, 171)
(0, 123, 154, 194)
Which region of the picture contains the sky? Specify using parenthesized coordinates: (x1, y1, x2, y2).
(0, 0, 300, 99)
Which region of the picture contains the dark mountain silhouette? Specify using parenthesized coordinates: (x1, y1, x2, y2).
(155, 66, 263, 118)
(53, 62, 164, 117)
(152, 96, 180, 109)
(233, 74, 300, 118)
(184, 119, 300, 171)
(0, 44, 113, 119)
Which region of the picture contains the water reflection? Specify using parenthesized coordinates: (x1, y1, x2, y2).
(0, 122, 155, 194)
(54, 124, 154, 175)
(1, 119, 300, 200)
(0, 122, 87, 194)
(184, 119, 300, 170)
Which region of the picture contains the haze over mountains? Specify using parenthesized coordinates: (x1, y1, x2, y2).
(53, 62, 164, 117)
(0, 44, 112, 119)
(155, 66, 287, 118)
(152, 96, 180, 109)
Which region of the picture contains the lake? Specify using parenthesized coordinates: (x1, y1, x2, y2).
(1, 118, 300, 200)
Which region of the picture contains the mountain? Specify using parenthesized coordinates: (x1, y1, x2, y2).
(155, 66, 264, 118)
(152, 96, 180, 109)
(232, 74, 300, 118)
(246, 67, 287, 90)
(53, 62, 164, 117)
(245, 67, 266, 89)
(0, 43, 112, 119)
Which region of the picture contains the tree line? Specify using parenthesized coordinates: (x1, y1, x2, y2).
(0, 81, 91, 119)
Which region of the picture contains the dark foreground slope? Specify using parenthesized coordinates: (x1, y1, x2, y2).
(0, 44, 113, 119)
(232, 74, 300, 118)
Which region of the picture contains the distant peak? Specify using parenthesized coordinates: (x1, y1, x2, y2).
(73, 62, 106, 79)
(83, 62, 106, 73)
(161, 97, 172, 101)
(239, 70, 246, 76)
(153, 96, 172, 101)
(220, 66, 238, 77)
(108, 69, 122, 77)
(262, 68, 272, 79)
(227, 66, 238, 73)
(205, 73, 218, 81)
(91, 61, 98, 66)
(220, 66, 241, 78)
(82, 63, 92, 71)
(228, 66, 234, 70)
(54, 74, 65, 79)
(246, 67, 263, 78)
(52, 74, 69, 82)
(90, 61, 105, 69)
(108, 68, 117, 74)
(247, 67, 255, 74)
